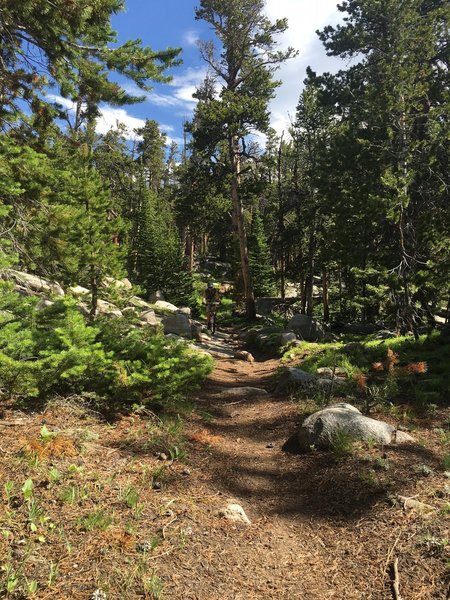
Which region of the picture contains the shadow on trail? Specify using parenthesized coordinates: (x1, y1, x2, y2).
(191, 353, 445, 522)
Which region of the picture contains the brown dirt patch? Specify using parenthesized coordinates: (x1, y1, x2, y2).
(0, 351, 449, 599)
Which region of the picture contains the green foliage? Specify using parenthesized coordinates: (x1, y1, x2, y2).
(283, 333, 450, 408)
(133, 191, 194, 307)
(249, 211, 276, 297)
(0, 293, 213, 405)
(0, 0, 180, 122)
(330, 431, 356, 458)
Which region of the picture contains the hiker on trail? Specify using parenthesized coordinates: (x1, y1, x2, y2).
(204, 282, 220, 332)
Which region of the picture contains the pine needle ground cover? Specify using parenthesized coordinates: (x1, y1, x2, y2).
(1, 354, 449, 599)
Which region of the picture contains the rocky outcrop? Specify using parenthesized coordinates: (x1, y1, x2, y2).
(140, 309, 160, 328)
(2, 269, 65, 297)
(161, 311, 192, 337)
(154, 300, 179, 314)
(286, 314, 324, 342)
(295, 403, 414, 452)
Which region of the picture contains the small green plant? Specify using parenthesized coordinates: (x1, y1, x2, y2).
(4, 481, 15, 506)
(413, 464, 434, 477)
(417, 535, 449, 557)
(143, 572, 164, 599)
(25, 577, 38, 596)
(168, 445, 185, 462)
(22, 478, 34, 500)
(330, 431, 356, 458)
(1, 561, 19, 595)
(40, 425, 56, 442)
(358, 468, 378, 487)
(123, 486, 140, 509)
(80, 510, 113, 532)
(365, 437, 376, 450)
(59, 485, 78, 505)
(443, 455, 450, 471)
(48, 467, 62, 483)
(48, 561, 59, 587)
(375, 456, 390, 470)
(67, 464, 84, 476)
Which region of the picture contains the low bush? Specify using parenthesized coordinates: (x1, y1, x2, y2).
(0, 290, 213, 405)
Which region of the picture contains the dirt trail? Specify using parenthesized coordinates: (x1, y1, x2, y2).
(174, 339, 447, 600)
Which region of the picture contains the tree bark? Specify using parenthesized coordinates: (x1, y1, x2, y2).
(323, 268, 330, 322)
(277, 133, 285, 299)
(305, 219, 316, 317)
(229, 134, 255, 318)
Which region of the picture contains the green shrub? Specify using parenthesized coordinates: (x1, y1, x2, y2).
(0, 292, 213, 405)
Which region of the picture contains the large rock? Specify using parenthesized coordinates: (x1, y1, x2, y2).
(215, 387, 268, 400)
(140, 309, 160, 327)
(218, 502, 251, 525)
(96, 299, 123, 318)
(287, 314, 324, 342)
(102, 276, 133, 291)
(36, 298, 54, 310)
(3, 270, 65, 297)
(154, 300, 179, 314)
(162, 312, 191, 337)
(69, 285, 90, 297)
(275, 367, 316, 395)
(280, 332, 297, 345)
(296, 403, 414, 452)
(128, 296, 152, 310)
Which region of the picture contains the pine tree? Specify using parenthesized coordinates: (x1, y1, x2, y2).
(248, 211, 276, 298)
(194, 0, 297, 318)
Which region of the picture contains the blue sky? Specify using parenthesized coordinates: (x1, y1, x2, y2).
(52, 1, 345, 148)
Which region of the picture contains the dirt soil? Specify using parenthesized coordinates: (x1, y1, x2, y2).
(0, 336, 449, 599)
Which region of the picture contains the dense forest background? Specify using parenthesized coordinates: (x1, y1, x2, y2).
(1, 0, 449, 330)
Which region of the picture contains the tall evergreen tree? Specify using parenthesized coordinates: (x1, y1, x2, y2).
(193, 0, 297, 318)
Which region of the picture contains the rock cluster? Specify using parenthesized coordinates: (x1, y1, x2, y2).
(1, 269, 203, 339)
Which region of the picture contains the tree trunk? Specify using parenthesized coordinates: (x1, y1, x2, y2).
(277, 133, 285, 300)
(323, 268, 330, 322)
(305, 220, 316, 317)
(229, 134, 255, 318)
(89, 269, 98, 321)
(186, 228, 195, 272)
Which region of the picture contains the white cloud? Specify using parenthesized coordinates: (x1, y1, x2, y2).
(264, 0, 344, 135)
(95, 106, 146, 139)
(174, 85, 198, 104)
(183, 30, 199, 46)
(46, 94, 146, 140)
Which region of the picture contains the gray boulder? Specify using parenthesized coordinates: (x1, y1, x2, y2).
(296, 403, 414, 452)
(96, 299, 123, 318)
(218, 502, 251, 525)
(162, 312, 191, 337)
(280, 332, 297, 345)
(149, 290, 165, 303)
(3, 269, 65, 297)
(215, 387, 268, 400)
(69, 285, 90, 297)
(36, 298, 54, 310)
(128, 296, 152, 310)
(102, 276, 132, 291)
(317, 367, 347, 378)
(287, 314, 324, 342)
(154, 300, 178, 314)
(140, 309, 160, 327)
(275, 367, 316, 395)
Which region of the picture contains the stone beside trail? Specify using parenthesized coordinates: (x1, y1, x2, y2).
(295, 403, 415, 452)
